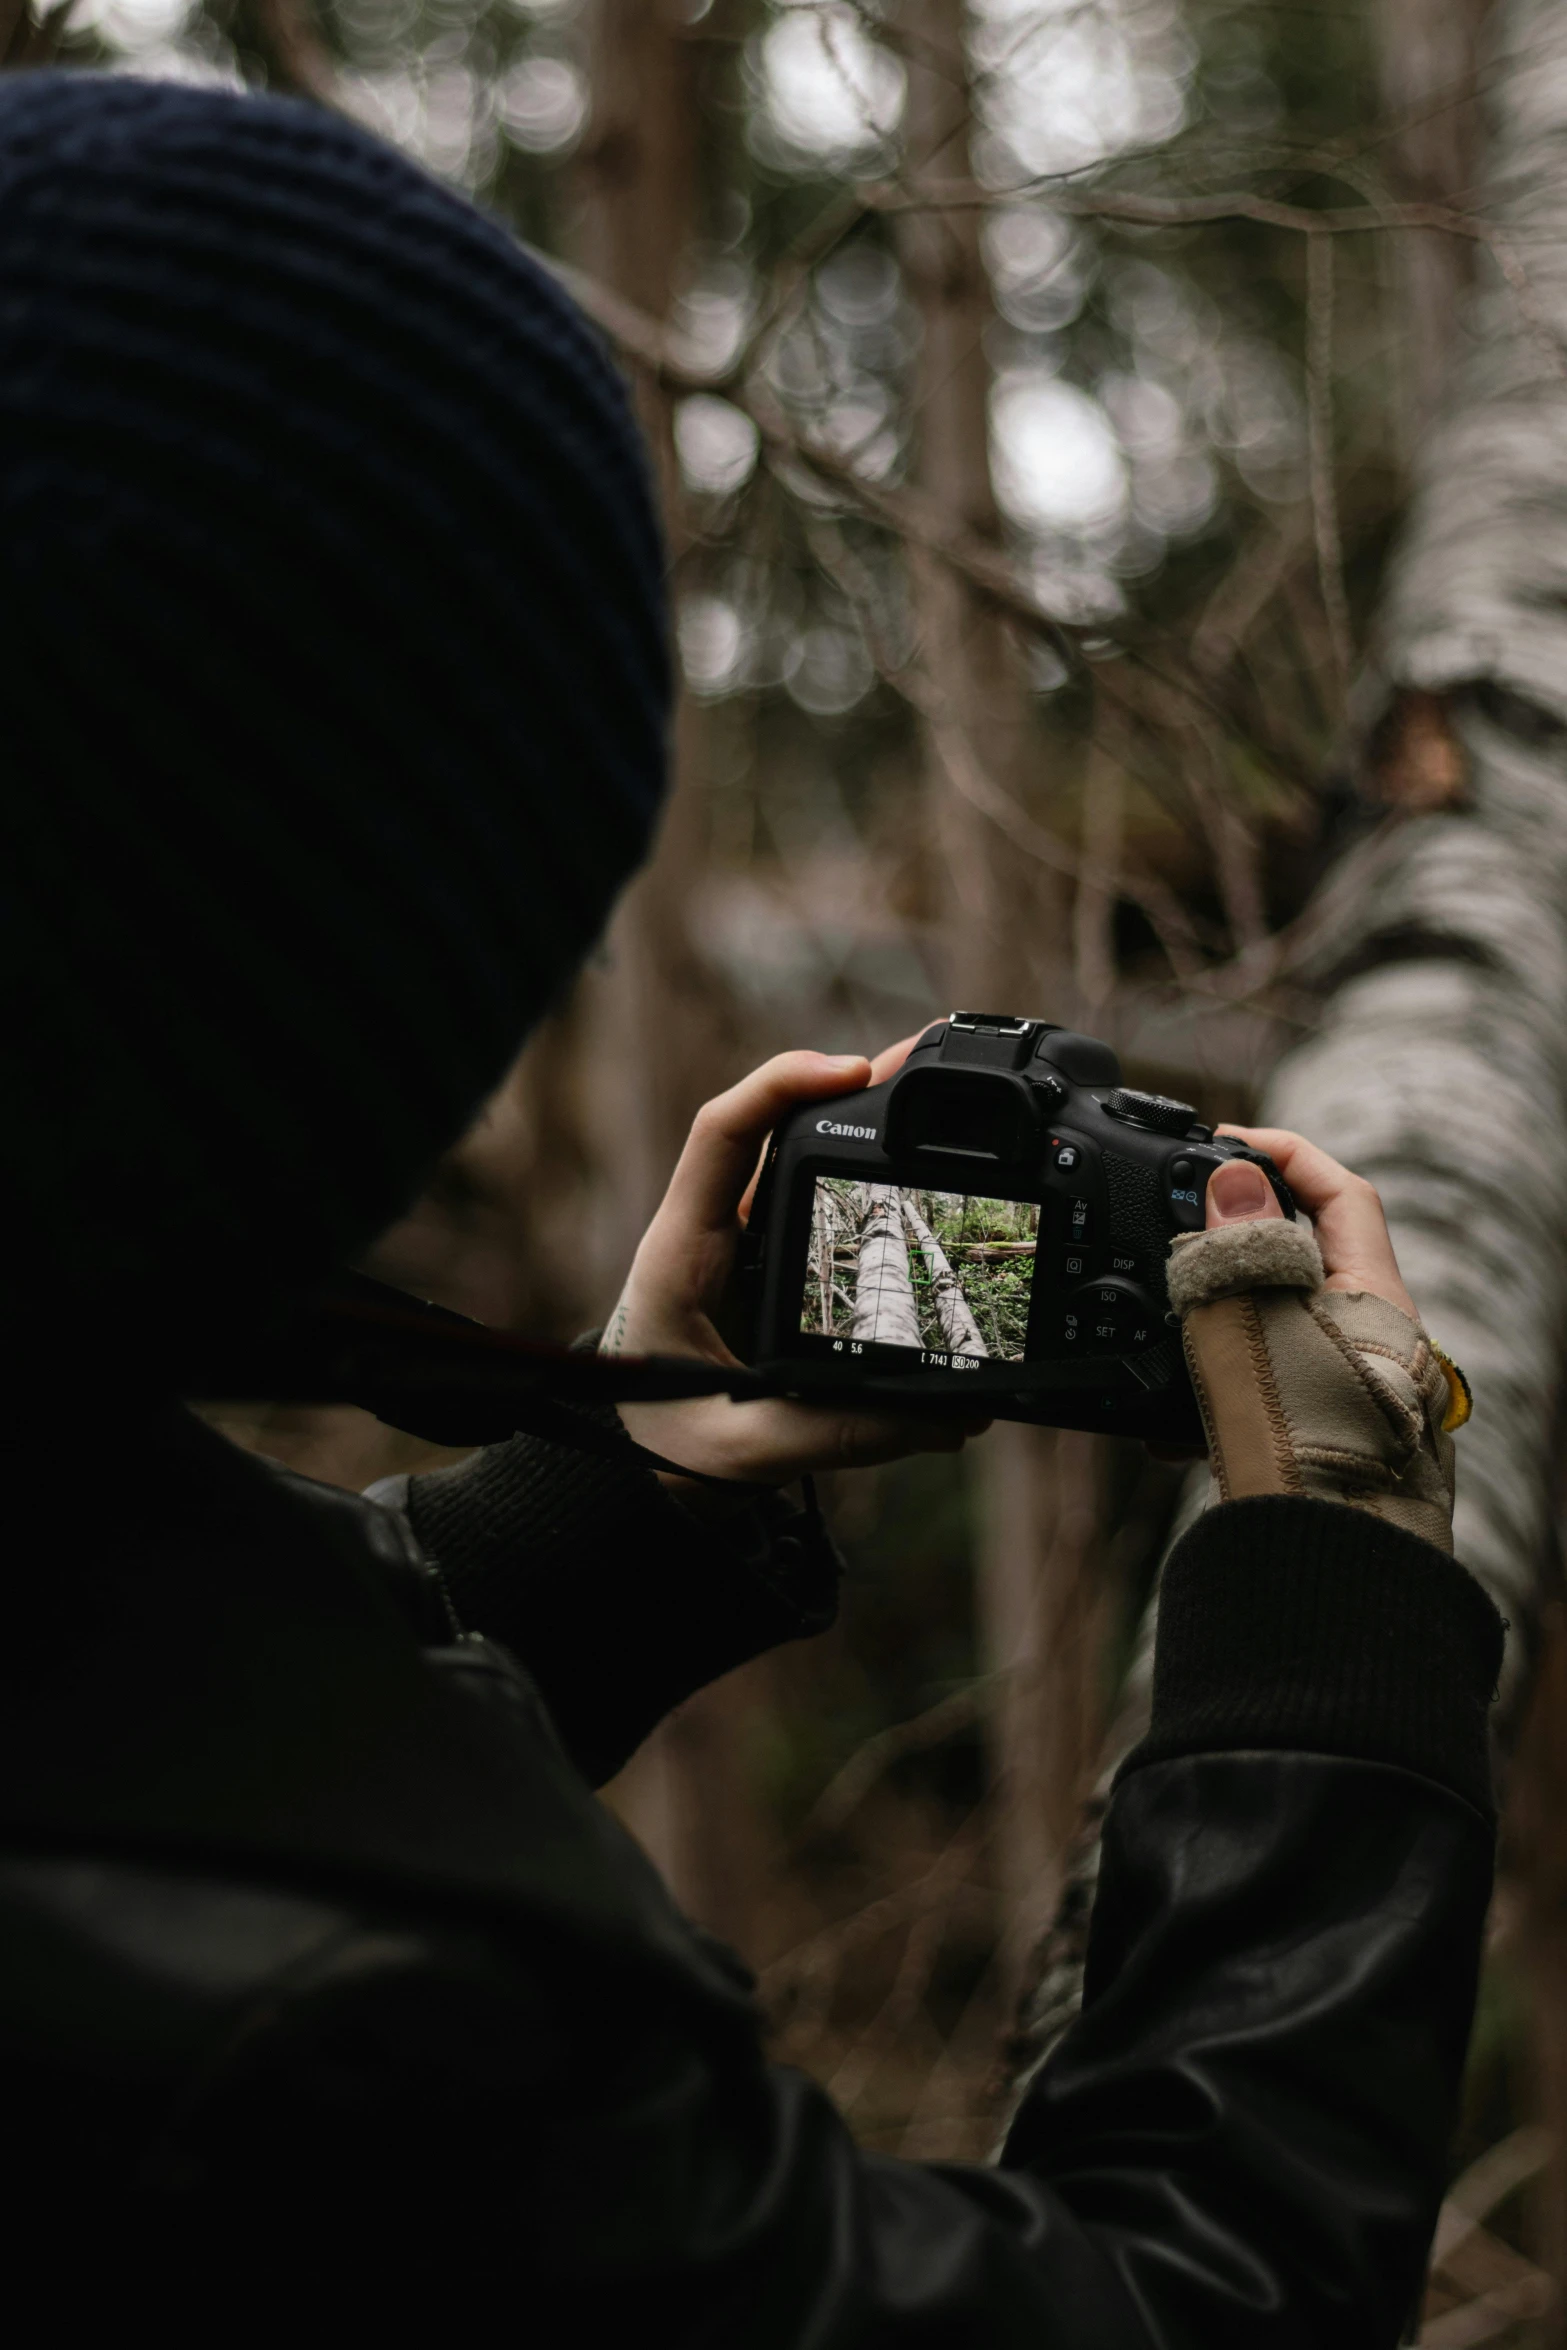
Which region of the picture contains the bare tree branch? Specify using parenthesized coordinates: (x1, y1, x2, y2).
(861, 176, 1498, 242)
(231, 0, 336, 102)
(1429, 2126, 1554, 2278)
(1306, 234, 1354, 698)
(795, 1682, 988, 1845)
(1, 0, 72, 68)
(861, 174, 1567, 384)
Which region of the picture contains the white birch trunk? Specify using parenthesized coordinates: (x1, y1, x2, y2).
(810, 1182, 833, 1334)
(901, 1195, 989, 1356)
(1272, 0, 1567, 1724)
(1282, 11, 1567, 2270)
(1005, 0, 1567, 2117)
(852, 1185, 925, 1350)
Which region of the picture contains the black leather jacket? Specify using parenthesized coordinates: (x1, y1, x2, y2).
(0, 1410, 1501, 2339)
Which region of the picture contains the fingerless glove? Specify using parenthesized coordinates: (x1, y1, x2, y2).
(1166, 1219, 1467, 1553)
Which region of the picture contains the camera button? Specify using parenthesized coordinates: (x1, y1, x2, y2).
(1166, 1155, 1206, 1231)
(1068, 1275, 1160, 1353)
(1065, 1195, 1094, 1242)
(1058, 1246, 1096, 1283)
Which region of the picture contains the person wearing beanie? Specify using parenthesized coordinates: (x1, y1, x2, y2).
(0, 69, 1504, 2342)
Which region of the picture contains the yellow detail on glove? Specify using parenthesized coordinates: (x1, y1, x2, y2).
(1430, 1344, 1473, 1434)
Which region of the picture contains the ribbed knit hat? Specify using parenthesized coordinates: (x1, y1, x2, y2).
(0, 74, 669, 1358)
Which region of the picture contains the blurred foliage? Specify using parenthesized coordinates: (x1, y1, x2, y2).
(61, 0, 1417, 1032)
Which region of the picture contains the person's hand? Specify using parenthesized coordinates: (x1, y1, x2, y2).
(1208, 1126, 1419, 1317)
(1163, 1126, 1468, 1551)
(606, 1038, 990, 1506)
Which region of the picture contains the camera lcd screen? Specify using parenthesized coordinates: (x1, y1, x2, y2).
(800, 1178, 1040, 1365)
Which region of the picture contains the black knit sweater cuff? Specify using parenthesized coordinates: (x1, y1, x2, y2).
(403, 1425, 842, 1788)
(1123, 1497, 1504, 1821)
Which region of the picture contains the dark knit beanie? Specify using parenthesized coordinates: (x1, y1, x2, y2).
(0, 74, 668, 1358)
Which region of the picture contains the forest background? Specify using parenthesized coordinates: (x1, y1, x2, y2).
(9, 0, 1566, 2336)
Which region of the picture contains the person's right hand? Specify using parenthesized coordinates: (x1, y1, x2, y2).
(605, 1037, 990, 1506)
(1165, 1129, 1468, 1552)
(1207, 1127, 1419, 1316)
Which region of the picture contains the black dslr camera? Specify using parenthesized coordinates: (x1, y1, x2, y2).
(743, 1013, 1294, 1444)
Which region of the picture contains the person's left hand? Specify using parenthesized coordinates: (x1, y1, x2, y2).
(606, 1036, 990, 1505)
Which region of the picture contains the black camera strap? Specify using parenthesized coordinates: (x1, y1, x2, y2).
(188, 1270, 778, 1492)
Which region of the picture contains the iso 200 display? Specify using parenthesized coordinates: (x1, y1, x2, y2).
(799, 1179, 1040, 1366)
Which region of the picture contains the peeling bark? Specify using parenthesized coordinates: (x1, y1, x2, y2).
(1283, 0, 1567, 1723)
(852, 1185, 925, 1350)
(902, 1195, 989, 1356)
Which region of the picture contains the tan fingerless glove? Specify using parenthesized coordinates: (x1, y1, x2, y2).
(1167, 1219, 1469, 1554)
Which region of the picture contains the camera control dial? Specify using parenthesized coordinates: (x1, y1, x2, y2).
(1105, 1087, 1196, 1136)
(1056, 1273, 1161, 1355)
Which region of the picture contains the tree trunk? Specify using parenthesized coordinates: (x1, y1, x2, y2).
(898, 0, 1099, 2021)
(810, 1182, 834, 1335)
(1008, 0, 1529, 2118)
(852, 1185, 926, 1350)
(572, 0, 716, 1278)
(1372, 0, 1489, 457)
(1295, 7, 1567, 2315)
(898, 0, 1062, 1011)
(574, 0, 768, 1951)
(901, 1195, 988, 1356)
(1276, 0, 1567, 1734)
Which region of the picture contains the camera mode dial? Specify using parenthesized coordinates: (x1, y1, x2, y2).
(1105, 1087, 1196, 1136)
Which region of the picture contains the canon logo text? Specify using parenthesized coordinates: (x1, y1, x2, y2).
(816, 1118, 878, 1140)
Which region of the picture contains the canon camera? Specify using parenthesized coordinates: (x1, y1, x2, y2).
(742, 1013, 1294, 1443)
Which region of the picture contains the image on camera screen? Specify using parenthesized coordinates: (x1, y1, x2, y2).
(800, 1179, 1040, 1363)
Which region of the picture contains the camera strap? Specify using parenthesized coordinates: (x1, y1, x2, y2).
(190, 1269, 778, 1493)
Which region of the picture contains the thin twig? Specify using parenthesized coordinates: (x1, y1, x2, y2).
(234, 0, 336, 102)
(1190, 512, 1311, 681)
(554, 253, 1325, 789)
(1, 0, 70, 67)
(1419, 2262, 1553, 2349)
(860, 177, 1496, 243)
(1430, 2126, 1554, 2275)
(795, 1682, 989, 1845)
(820, 1819, 985, 2113)
(895, 1947, 1003, 2161)
(860, 175, 1567, 386)
(760, 1826, 991, 2010)
(1305, 234, 1353, 698)
(796, 510, 1224, 992)
(1072, 747, 1125, 1019)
